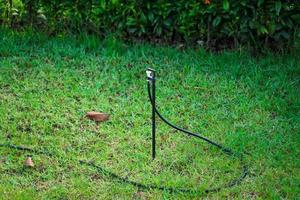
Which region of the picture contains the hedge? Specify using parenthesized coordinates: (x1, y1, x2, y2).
(0, 0, 299, 50)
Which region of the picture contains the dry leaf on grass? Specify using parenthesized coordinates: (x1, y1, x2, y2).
(86, 111, 109, 122)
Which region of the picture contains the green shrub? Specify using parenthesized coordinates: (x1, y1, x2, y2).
(1, 0, 299, 51)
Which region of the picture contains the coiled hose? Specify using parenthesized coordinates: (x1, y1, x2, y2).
(0, 82, 249, 195)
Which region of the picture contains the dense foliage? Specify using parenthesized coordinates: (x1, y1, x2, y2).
(0, 0, 299, 50)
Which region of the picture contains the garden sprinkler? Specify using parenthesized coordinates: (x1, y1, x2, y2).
(146, 68, 156, 159)
(146, 68, 246, 157)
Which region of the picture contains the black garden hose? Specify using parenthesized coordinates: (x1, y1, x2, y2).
(0, 82, 249, 195)
(147, 81, 249, 190)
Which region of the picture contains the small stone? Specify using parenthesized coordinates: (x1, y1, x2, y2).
(24, 156, 34, 167)
(86, 111, 109, 122)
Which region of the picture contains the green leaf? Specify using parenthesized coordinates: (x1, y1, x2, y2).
(259, 25, 268, 35)
(163, 19, 171, 27)
(111, 0, 119, 5)
(275, 1, 282, 16)
(241, 0, 247, 6)
(223, 0, 230, 11)
(127, 27, 137, 33)
(291, 14, 300, 21)
(148, 12, 154, 23)
(280, 31, 290, 39)
(258, 0, 264, 6)
(212, 16, 221, 27)
(37, 14, 47, 21)
(141, 12, 147, 23)
(156, 26, 162, 36)
(126, 17, 136, 26)
(267, 21, 276, 34)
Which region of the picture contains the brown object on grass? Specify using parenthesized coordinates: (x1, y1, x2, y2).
(24, 156, 34, 167)
(86, 111, 109, 122)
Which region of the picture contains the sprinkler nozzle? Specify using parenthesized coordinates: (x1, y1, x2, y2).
(146, 68, 155, 81)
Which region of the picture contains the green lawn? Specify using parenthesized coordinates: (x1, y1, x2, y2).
(0, 30, 299, 199)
